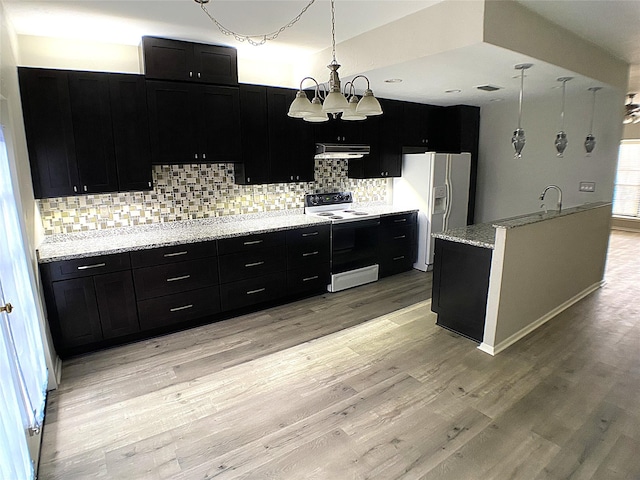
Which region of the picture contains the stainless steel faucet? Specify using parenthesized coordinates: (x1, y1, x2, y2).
(539, 185, 563, 213)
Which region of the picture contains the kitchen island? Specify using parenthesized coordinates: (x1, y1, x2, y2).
(432, 202, 612, 355)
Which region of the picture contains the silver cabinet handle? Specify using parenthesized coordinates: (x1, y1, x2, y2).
(394, 235, 406, 240)
(73, 186, 78, 193)
(202, 153, 206, 160)
(393, 256, 405, 261)
(83, 185, 88, 192)
(197, 72, 201, 78)
(243, 240, 263, 245)
(77, 263, 106, 270)
(247, 288, 266, 295)
(303, 276, 319, 282)
(170, 304, 193, 312)
(189, 71, 193, 78)
(302, 232, 319, 237)
(245, 261, 264, 267)
(164, 251, 188, 258)
(166, 275, 190, 282)
(394, 218, 407, 223)
(302, 251, 319, 257)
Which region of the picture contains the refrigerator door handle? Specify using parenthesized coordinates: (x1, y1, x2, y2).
(443, 155, 453, 230)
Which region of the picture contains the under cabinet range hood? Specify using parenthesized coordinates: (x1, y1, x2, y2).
(314, 143, 370, 159)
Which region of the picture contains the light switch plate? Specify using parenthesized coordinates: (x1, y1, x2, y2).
(579, 182, 596, 192)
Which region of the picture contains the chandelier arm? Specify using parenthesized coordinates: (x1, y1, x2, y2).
(351, 75, 372, 92)
(298, 76, 322, 98)
(197, 0, 316, 46)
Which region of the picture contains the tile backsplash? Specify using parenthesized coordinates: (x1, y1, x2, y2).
(37, 161, 389, 235)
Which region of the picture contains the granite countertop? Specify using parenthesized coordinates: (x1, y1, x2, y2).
(431, 202, 612, 250)
(37, 205, 418, 263)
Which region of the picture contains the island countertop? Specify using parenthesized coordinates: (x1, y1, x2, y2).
(37, 205, 417, 263)
(432, 202, 612, 250)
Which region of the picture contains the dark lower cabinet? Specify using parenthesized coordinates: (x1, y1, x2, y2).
(378, 212, 417, 277)
(431, 238, 492, 342)
(94, 271, 140, 339)
(219, 272, 287, 311)
(137, 287, 221, 330)
(286, 224, 331, 294)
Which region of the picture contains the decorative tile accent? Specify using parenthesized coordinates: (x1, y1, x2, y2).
(37, 161, 389, 235)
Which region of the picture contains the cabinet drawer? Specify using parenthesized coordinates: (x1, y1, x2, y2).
(379, 248, 415, 278)
(219, 272, 285, 311)
(287, 245, 330, 270)
(133, 257, 219, 300)
(285, 224, 330, 245)
(380, 224, 416, 249)
(130, 241, 216, 268)
(46, 253, 131, 281)
(286, 265, 330, 295)
(380, 212, 417, 226)
(218, 247, 285, 283)
(137, 287, 221, 330)
(217, 231, 285, 255)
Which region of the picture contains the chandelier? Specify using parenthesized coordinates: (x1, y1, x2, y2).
(287, 0, 383, 122)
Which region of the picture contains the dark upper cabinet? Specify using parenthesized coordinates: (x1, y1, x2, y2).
(19, 68, 79, 198)
(19, 68, 153, 198)
(146, 80, 241, 164)
(68, 72, 118, 194)
(266, 87, 315, 183)
(439, 105, 481, 154)
(348, 98, 401, 179)
(109, 74, 153, 191)
(314, 116, 366, 145)
(141, 36, 238, 85)
(236, 84, 270, 185)
(402, 102, 445, 151)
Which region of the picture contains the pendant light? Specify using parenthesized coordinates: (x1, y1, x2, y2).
(584, 87, 602, 155)
(554, 77, 572, 158)
(288, 0, 382, 121)
(512, 63, 533, 158)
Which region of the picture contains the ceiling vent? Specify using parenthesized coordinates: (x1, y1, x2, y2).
(476, 84, 502, 92)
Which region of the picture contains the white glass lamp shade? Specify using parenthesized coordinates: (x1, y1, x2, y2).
(303, 97, 329, 123)
(322, 90, 349, 114)
(341, 96, 366, 121)
(288, 91, 314, 118)
(356, 89, 383, 116)
(584, 134, 596, 154)
(555, 131, 568, 157)
(512, 128, 526, 158)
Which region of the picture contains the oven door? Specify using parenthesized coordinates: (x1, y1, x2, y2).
(331, 218, 380, 274)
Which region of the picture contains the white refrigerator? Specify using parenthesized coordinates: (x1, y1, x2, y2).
(392, 152, 471, 271)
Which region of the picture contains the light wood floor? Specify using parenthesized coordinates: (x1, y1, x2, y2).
(39, 230, 640, 479)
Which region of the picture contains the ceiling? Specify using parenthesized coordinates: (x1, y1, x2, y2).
(3, 0, 640, 106)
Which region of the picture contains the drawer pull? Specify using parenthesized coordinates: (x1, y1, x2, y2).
(243, 240, 263, 246)
(302, 232, 319, 237)
(247, 288, 266, 295)
(394, 218, 407, 223)
(245, 261, 265, 267)
(170, 304, 193, 312)
(163, 251, 188, 258)
(394, 235, 406, 240)
(166, 275, 191, 282)
(77, 263, 106, 270)
(303, 275, 319, 282)
(302, 251, 319, 257)
(393, 256, 406, 261)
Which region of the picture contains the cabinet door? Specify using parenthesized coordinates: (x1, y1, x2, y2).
(68, 71, 119, 194)
(18, 68, 79, 198)
(268, 88, 314, 183)
(142, 36, 194, 82)
(237, 85, 270, 184)
(403, 102, 442, 150)
(94, 271, 140, 339)
(197, 85, 241, 163)
(109, 74, 153, 191)
(193, 43, 238, 85)
(52, 277, 103, 348)
(146, 81, 196, 164)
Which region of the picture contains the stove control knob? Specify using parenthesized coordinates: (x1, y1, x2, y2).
(343, 193, 351, 201)
(311, 195, 319, 205)
(335, 194, 343, 201)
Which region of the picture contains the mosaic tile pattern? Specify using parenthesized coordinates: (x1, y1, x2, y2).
(38, 161, 389, 235)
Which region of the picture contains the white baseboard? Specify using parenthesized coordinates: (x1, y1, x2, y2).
(478, 280, 604, 356)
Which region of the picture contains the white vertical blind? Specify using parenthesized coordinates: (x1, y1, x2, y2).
(613, 140, 640, 218)
(0, 126, 48, 478)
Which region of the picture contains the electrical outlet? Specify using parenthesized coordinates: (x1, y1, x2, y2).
(579, 182, 596, 192)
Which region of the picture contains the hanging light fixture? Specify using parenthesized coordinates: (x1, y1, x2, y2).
(512, 63, 533, 158)
(584, 87, 602, 155)
(623, 93, 640, 124)
(288, 0, 382, 122)
(554, 77, 573, 158)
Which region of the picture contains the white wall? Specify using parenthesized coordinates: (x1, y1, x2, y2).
(475, 87, 624, 223)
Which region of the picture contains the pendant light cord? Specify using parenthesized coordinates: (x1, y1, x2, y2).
(560, 80, 566, 130)
(589, 89, 596, 133)
(197, 0, 316, 46)
(517, 68, 524, 129)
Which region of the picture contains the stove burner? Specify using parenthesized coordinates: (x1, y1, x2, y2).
(317, 212, 333, 216)
(353, 212, 369, 216)
(329, 215, 343, 219)
(342, 210, 355, 213)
